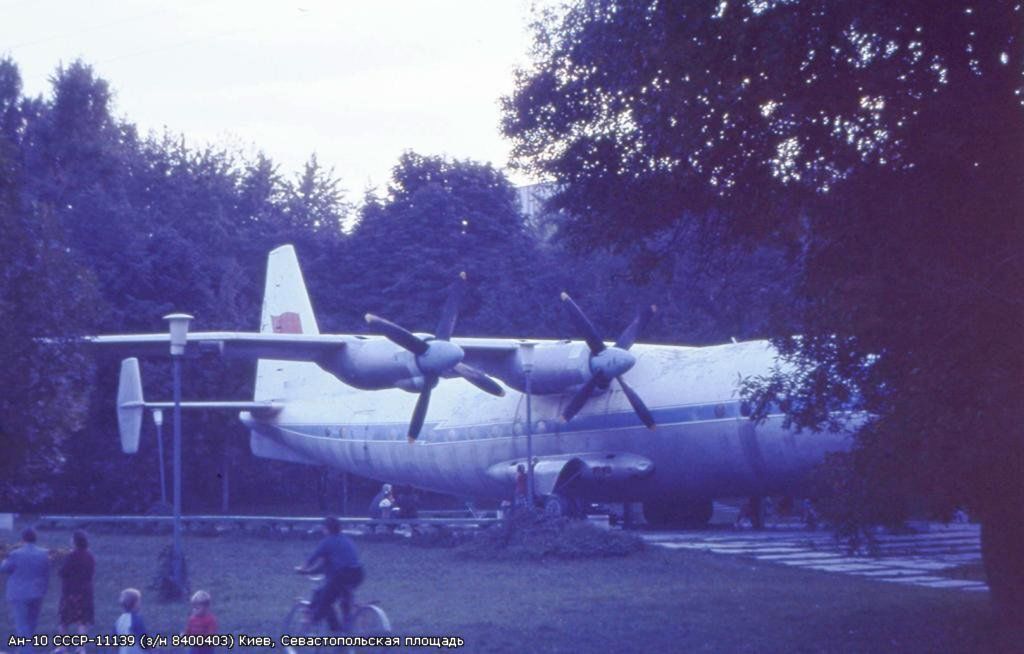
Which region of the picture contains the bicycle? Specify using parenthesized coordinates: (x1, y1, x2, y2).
(282, 573, 391, 653)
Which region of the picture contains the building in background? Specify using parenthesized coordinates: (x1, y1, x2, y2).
(516, 181, 560, 243)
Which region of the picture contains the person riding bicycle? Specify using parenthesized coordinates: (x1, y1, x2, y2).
(295, 516, 364, 631)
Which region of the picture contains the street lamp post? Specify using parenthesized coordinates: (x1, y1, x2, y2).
(164, 312, 192, 596)
(152, 408, 167, 507)
(520, 342, 536, 509)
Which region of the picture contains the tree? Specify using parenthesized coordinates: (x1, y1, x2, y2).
(0, 59, 100, 506)
(0, 56, 362, 513)
(344, 152, 542, 336)
(504, 0, 1024, 622)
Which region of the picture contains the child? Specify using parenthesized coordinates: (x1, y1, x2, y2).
(184, 590, 219, 654)
(114, 588, 146, 654)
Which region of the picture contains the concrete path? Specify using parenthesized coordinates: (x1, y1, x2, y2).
(641, 522, 987, 592)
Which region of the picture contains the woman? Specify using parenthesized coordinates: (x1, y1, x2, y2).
(57, 530, 95, 653)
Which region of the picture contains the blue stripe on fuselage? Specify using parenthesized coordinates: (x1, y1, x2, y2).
(276, 400, 770, 442)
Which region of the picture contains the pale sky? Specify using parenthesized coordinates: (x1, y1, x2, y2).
(0, 0, 541, 198)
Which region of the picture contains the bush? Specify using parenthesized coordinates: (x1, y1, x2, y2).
(457, 510, 644, 561)
(409, 525, 473, 549)
(152, 544, 189, 601)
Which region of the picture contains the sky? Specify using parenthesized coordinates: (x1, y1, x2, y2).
(0, 0, 541, 198)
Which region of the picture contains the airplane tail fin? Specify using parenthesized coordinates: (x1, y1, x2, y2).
(259, 245, 320, 337)
(254, 244, 322, 401)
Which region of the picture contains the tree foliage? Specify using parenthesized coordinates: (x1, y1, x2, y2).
(504, 0, 1024, 619)
(0, 58, 358, 511)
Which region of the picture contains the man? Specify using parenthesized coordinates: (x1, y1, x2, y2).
(368, 484, 399, 534)
(1, 527, 50, 651)
(295, 517, 363, 631)
(368, 484, 391, 519)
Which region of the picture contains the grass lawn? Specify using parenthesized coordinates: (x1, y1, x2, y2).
(0, 527, 1009, 653)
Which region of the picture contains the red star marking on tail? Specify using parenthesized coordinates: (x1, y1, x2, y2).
(271, 312, 303, 334)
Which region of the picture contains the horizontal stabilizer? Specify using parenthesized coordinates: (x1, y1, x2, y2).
(116, 357, 281, 454)
(135, 401, 282, 413)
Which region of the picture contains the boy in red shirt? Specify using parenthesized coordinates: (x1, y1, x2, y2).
(184, 590, 218, 654)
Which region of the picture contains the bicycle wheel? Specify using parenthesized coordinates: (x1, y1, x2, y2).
(282, 601, 314, 635)
(349, 603, 392, 635)
(283, 602, 331, 654)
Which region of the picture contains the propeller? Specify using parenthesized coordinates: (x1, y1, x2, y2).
(365, 273, 504, 442)
(559, 292, 657, 429)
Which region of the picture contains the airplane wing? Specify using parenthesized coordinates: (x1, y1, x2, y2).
(91, 332, 532, 378)
(88, 332, 349, 361)
(449, 337, 521, 375)
(91, 332, 552, 394)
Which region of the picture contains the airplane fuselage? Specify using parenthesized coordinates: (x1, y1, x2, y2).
(103, 246, 855, 513)
(243, 340, 854, 503)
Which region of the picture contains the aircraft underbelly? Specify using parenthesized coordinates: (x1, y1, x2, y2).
(254, 411, 853, 502)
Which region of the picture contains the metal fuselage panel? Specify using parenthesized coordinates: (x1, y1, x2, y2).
(242, 340, 855, 501)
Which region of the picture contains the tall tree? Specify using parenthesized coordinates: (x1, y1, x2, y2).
(504, 0, 1024, 621)
(0, 57, 360, 513)
(0, 59, 100, 506)
(345, 152, 541, 336)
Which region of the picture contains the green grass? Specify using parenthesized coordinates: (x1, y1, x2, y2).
(0, 527, 1009, 653)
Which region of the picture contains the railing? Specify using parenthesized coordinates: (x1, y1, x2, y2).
(35, 513, 503, 530)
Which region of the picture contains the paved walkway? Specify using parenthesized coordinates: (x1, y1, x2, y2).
(641, 522, 987, 592)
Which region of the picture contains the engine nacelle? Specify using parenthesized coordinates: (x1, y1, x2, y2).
(501, 342, 593, 394)
(316, 338, 424, 392)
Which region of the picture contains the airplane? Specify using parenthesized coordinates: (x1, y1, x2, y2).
(95, 245, 854, 526)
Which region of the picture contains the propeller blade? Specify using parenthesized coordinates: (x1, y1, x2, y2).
(617, 376, 655, 429)
(453, 362, 504, 397)
(365, 313, 429, 356)
(615, 305, 657, 350)
(408, 378, 436, 442)
(435, 272, 467, 341)
(561, 376, 600, 423)
(560, 292, 606, 354)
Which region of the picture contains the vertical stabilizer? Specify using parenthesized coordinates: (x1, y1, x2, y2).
(254, 245, 322, 401)
(259, 244, 320, 337)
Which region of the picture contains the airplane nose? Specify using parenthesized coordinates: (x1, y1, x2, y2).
(591, 347, 636, 379)
(417, 340, 465, 375)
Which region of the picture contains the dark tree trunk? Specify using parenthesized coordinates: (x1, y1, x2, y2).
(981, 507, 1024, 627)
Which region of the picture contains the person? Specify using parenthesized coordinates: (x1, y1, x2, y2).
(56, 530, 95, 654)
(368, 484, 392, 519)
(295, 516, 364, 631)
(395, 485, 419, 520)
(514, 464, 528, 508)
(801, 498, 819, 530)
(184, 590, 219, 654)
(1, 527, 49, 653)
(114, 588, 146, 654)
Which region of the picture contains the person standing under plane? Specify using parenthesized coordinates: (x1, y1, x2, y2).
(368, 484, 390, 519)
(514, 464, 528, 509)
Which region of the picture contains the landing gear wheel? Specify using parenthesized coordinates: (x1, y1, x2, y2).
(684, 498, 714, 527)
(642, 501, 671, 527)
(544, 493, 585, 518)
(643, 498, 713, 528)
(544, 494, 571, 518)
